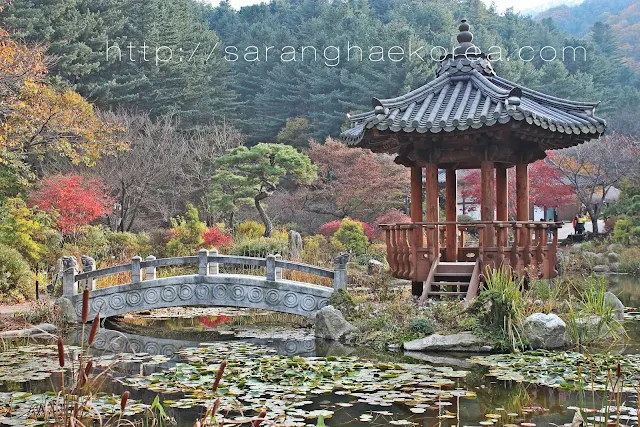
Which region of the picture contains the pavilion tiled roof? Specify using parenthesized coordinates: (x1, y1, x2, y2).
(340, 20, 606, 152)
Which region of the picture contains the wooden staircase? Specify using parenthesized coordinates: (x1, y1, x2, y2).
(420, 260, 481, 303)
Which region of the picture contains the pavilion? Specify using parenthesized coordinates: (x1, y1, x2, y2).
(340, 19, 606, 301)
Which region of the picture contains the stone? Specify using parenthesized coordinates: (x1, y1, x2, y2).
(314, 305, 356, 341)
(0, 323, 57, 339)
(572, 315, 625, 344)
(610, 262, 621, 273)
(403, 332, 489, 352)
(288, 231, 303, 261)
(522, 313, 566, 349)
(582, 251, 597, 262)
(607, 243, 624, 253)
(604, 292, 625, 321)
(569, 244, 582, 254)
(403, 351, 475, 369)
(593, 265, 610, 273)
(55, 297, 78, 324)
(607, 252, 620, 263)
(367, 259, 384, 275)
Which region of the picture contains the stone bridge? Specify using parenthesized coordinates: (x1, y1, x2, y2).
(61, 249, 347, 322)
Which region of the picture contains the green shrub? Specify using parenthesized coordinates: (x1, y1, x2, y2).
(166, 204, 206, 256)
(613, 217, 632, 243)
(230, 237, 287, 258)
(0, 197, 59, 266)
(0, 244, 35, 303)
(235, 220, 266, 239)
(334, 218, 369, 255)
(409, 318, 436, 336)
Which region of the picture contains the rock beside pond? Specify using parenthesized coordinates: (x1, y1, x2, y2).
(403, 332, 491, 352)
(610, 262, 621, 273)
(607, 252, 620, 263)
(604, 292, 625, 321)
(0, 323, 57, 339)
(55, 297, 78, 324)
(572, 315, 625, 344)
(522, 313, 566, 349)
(314, 305, 356, 341)
(367, 259, 384, 275)
(593, 265, 610, 273)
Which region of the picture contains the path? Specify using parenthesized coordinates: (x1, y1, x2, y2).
(0, 296, 50, 316)
(556, 220, 606, 240)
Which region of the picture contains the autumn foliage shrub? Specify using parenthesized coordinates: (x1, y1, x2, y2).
(203, 227, 232, 251)
(28, 174, 114, 234)
(0, 243, 35, 302)
(0, 197, 59, 266)
(319, 219, 373, 241)
(235, 220, 266, 239)
(373, 209, 411, 241)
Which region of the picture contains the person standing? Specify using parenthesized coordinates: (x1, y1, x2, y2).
(576, 214, 587, 234)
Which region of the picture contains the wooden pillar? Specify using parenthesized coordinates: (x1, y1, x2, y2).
(496, 167, 508, 221)
(445, 169, 457, 262)
(424, 164, 439, 222)
(516, 163, 529, 222)
(481, 161, 495, 247)
(410, 167, 423, 222)
(410, 166, 423, 296)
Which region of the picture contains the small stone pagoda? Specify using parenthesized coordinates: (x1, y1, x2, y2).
(340, 19, 606, 301)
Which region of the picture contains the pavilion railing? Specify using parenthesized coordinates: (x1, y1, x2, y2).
(380, 221, 560, 282)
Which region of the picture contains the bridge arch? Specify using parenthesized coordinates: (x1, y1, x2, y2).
(61, 250, 348, 321)
(72, 274, 333, 319)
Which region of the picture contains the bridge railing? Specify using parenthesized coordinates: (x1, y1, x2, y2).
(62, 249, 348, 297)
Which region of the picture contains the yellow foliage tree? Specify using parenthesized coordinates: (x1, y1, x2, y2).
(0, 22, 125, 176)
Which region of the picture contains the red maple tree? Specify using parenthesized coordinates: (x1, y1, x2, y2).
(28, 174, 114, 233)
(458, 153, 575, 218)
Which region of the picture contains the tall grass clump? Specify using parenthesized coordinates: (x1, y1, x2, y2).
(563, 275, 627, 349)
(473, 265, 526, 351)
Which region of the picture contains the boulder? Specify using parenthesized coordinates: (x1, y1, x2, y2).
(403, 332, 490, 352)
(572, 315, 625, 344)
(607, 243, 624, 253)
(569, 244, 583, 254)
(604, 292, 625, 321)
(314, 306, 356, 341)
(607, 252, 620, 263)
(610, 262, 621, 273)
(367, 259, 384, 275)
(593, 265, 610, 273)
(582, 251, 598, 263)
(55, 297, 78, 324)
(522, 313, 566, 349)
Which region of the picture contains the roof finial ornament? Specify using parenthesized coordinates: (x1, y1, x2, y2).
(454, 18, 480, 56)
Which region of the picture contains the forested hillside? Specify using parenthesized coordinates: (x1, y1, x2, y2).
(536, 0, 640, 73)
(2, 0, 639, 140)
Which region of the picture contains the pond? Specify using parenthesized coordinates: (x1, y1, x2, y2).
(0, 275, 639, 427)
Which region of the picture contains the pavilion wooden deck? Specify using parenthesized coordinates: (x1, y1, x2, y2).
(381, 221, 559, 301)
